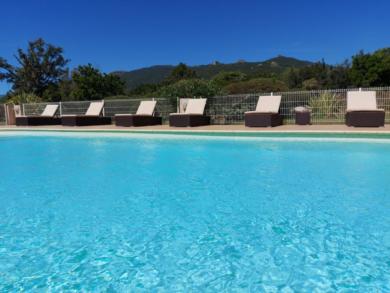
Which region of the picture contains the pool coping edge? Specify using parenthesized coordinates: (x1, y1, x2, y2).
(2, 127, 390, 139)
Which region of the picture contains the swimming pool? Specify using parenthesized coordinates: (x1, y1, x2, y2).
(1, 132, 390, 291)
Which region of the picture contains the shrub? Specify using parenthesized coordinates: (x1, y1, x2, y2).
(158, 79, 221, 98)
(104, 95, 132, 100)
(309, 92, 343, 119)
(302, 78, 320, 90)
(7, 92, 42, 104)
(211, 71, 248, 87)
(223, 78, 288, 94)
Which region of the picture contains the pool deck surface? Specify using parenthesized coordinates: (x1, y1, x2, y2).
(1, 124, 390, 134)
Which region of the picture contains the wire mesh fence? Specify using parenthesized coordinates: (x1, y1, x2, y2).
(0, 104, 6, 125)
(13, 86, 390, 126)
(103, 98, 176, 123)
(205, 87, 390, 124)
(22, 102, 58, 116)
(22, 97, 177, 124)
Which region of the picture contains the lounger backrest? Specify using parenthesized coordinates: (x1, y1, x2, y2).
(347, 91, 377, 111)
(85, 101, 104, 116)
(136, 101, 157, 115)
(255, 95, 282, 113)
(185, 98, 207, 115)
(41, 104, 59, 117)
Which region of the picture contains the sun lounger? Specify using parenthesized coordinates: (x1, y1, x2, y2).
(115, 100, 162, 127)
(244, 95, 283, 127)
(61, 101, 111, 126)
(169, 98, 210, 127)
(345, 91, 385, 127)
(16, 104, 61, 126)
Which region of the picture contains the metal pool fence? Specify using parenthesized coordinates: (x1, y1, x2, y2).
(22, 97, 177, 124)
(205, 87, 390, 125)
(0, 104, 6, 125)
(5, 86, 390, 125)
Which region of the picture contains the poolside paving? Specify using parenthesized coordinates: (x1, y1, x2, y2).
(1, 124, 390, 133)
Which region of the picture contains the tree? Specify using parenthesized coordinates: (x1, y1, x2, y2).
(211, 71, 248, 87)
(70, 64, 125, 100)
(128, 83, 160, 96)
(328, 61, 351, 89)
(223, 78, 288, 94)
(102, 73, 126, 97)
(165, 63, 197, 83)
(295, 61, 330, 88)
(0, 38, 69, 97)
(284, 60, 352, 89)
(39, 69, 75, 102)
(56, 77, 75, 101)
(302, 78, 320, 90)
(284, 68, 301, 89)
(158, 79, 220, 99)
(349, 48, 390, 87)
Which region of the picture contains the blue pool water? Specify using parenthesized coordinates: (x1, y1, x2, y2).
(0, 132, 390, 291)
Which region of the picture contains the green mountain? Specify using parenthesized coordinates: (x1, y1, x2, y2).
(113, 56, 313, 90)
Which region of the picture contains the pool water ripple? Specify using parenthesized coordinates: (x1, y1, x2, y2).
(0, 134, 390, 291)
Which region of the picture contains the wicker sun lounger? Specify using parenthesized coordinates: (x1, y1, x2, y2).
(115, 100, 162, 127)
(169, 98, 210, 127)
(16, 104, 61, 126)
(345, 91, 385, 127)
(244, 95, 283, 127)
(61, 101, 111, 126)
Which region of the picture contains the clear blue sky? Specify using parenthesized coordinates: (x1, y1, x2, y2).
(1, 0, 389, 94)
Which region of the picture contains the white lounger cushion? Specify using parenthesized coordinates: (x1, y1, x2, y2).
(115, 100, 157, 116)
(40, 104, 59, 117)
(185, 98, 207, 114)
(347, 91, 382, 111)
(169, 98, 207, 116)
(85, 101, 104, 116)
(245, 95, 281, 114)
(256, 95, 281, 113)
(136, 101, 156, 115)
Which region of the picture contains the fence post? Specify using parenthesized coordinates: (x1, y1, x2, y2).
(177, 97, 179, 113)
(21, 103, 25, 116)
(59, 102, 62, 116)
(4, 104, 8, 125)
(102, 99, 105, 116)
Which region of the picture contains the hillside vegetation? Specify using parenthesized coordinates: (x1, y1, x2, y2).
(0, 38, 389, 103)
(113, 56, 312, 90)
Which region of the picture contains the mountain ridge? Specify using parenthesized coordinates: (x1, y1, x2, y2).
(113, 56, 313, 90)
